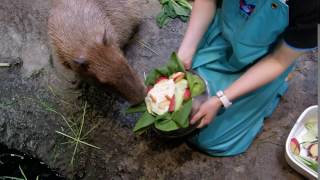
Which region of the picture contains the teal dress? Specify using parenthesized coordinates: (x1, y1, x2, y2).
(189, 0, 290, 156)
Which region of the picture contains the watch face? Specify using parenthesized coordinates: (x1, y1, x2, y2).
(217, 91, 223, 97)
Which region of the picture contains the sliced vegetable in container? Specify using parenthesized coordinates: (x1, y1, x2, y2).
(289, 116, 319, 173)
(290, 138, 300, 155)
(295, 155, 319, 173)
(307, 144, 318, 159)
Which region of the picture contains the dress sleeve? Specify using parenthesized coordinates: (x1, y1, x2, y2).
(283, 0, 319, 50)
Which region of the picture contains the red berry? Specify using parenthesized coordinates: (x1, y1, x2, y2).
(183, 88, 191, 101)
(169, 95, 175, 112)
(155, 76, 168, 83)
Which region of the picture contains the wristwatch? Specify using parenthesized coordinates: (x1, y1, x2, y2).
(216, 90, 232, 108)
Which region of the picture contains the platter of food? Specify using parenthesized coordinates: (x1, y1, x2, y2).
(127, 52, 210, 138)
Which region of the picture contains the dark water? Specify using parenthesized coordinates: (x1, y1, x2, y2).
(0, 144, 65, 180)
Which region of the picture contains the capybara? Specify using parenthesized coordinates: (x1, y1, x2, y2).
(48, 0, 146, 104)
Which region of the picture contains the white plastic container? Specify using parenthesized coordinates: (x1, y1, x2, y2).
(285, 105, 318, 179)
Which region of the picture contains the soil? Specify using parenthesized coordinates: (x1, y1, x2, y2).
(0, 0, 317, 179)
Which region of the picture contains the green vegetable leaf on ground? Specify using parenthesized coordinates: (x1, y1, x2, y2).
(170, 1, 189, 16)
(156, 0, 192, 28)
(179, 15, 189, 22)
(156, 7, 170, 27)
(176, 0, 192, 10)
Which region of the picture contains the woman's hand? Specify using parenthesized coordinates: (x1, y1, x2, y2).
(177, 50, 194, 70)
(177, 0, 217, 70)
(190, 96, 222, 128)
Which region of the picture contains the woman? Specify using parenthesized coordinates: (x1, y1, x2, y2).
(178, 0, 318, 156)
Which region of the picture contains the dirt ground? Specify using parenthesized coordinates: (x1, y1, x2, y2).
(0, 0, 317, 179)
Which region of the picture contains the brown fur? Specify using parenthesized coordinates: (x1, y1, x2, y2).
(48, 0, 146, 104)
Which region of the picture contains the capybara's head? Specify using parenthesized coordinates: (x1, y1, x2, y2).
(48, 0, 146, 104)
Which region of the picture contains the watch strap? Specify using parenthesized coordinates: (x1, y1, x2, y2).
(216, 90, 232, 108)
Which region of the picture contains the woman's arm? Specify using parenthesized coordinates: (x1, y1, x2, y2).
(191, 41, 304, 128)
(223, 41, 303, 102)
(178, 0, 217, 69)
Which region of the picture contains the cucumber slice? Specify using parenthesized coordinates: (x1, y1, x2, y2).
(174, 79, 188, 111)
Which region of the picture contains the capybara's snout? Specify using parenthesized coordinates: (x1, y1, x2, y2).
(115, 65, 147, 105)
(82, 45, 147, 104)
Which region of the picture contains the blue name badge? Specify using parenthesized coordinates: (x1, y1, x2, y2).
(239, 0, 256, 18)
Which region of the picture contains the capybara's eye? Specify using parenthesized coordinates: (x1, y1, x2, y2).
(62, 61, 71, 69)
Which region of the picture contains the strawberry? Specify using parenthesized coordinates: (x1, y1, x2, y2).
(169, 95, 175, 112)
(183, 88, 191, 101)
(155, 76, 168, 83)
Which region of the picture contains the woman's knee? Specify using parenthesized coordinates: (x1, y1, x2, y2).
(189, 135, 243, 156)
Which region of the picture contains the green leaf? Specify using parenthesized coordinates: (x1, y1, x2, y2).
(172, 99, 192, 128)
(160, 0, 170, 4)
(171, 1, 189, 16)
(145, 52, 185, 86)
(155, 112, 171, 121)
(126, 103, 147, 114)
(176, 0, 192, 10)
(156, 9, 171, 28)
(145, 69, 159, 85)
(145, 66, 171, 85)
(156, 0, 192, 28)
(295, 155, 318, 172)
(179, 15, 189, 22)
(186, 72, 206, 97)
(165, 3, 177, 18)
(167, 52, 185, 74)
(156, 66, 170, 76)
(155, 118, 180, 132)
(154, 112, 180, 131)
(134, 126, 150, 135)
(133, 112, 155, 133)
